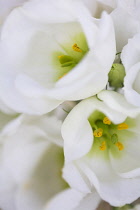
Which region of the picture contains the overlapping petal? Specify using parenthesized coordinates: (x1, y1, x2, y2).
(122, 34, 140, 107)
(0, 112, 67, 210)
(62, 91, 140, 206)
(45, 189, 101, 210)
(0, 0, 116, 114)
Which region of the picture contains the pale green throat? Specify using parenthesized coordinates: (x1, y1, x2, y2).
(53, 33, 88, 81)
(88, 111, 130, 154)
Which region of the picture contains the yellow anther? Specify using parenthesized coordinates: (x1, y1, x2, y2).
(100, 141, 106, 151)
(103, 117, 111, 125)
(59, 73, 67, 79)
(72, 43, 82, 52)
(93, 128, 103, 137)
(115, 142, 124, 151)
(117, 123, 128, 130)
(58, 55, 64, 59)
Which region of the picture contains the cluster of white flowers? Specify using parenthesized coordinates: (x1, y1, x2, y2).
(0, 0, 140, 210)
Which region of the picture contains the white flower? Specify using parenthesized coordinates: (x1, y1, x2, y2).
(0, 0, 116, 114)
(62, 90, 140, 206)
(0, 112, 66, 210)
(0, 111, 101, 210)
(121, 33, 140, 107)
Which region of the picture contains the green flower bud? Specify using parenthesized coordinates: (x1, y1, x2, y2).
(108, 63, 126, 89)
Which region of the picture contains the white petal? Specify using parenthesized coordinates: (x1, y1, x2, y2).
(0, 73, 62, 114)
(0, 99, 16, 114)
(22, 0, 77, 23)
(45, 189, 101, 210)
(33, 114, 64, 147)
(110, 132, 140, 178)
(97, 0, 117, 8)
(111, 7, 139, 51)
(80, 0, 98, 16)
(72, 158, 140, 206)
(124, 62, 140, 107)
(92, 12, 116, 72)
(15, 145, 67, 210)
(0, 112, 17, 134)
(50, 56, 108, 100)
(0, 163, 16, 210)
(44, 189, 84, 210)
(121, 34, 140, 71)
(98, 90, 140, 117)
(0, 0, 26, 23)
(15, 74, 48, 97)
(62, 98, 95, 162)
(3, 125, 48, 183)
(63, 162, 92, 193)
(74, 191, 101, 210)
(0, 114, 24, 137)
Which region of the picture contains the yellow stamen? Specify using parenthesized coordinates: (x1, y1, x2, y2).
(100, 141, 106, 151)
(103, 117, 111, 125)
(72, 43, 82, 52)
(58, 55, 64, 59)
(115, 141, 124, 151)
(59, 73, 67, 79)
(117, 123, 128, 130)
(93, 128, 103, 137)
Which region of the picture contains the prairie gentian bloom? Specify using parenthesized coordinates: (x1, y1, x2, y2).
(62, 90, 140, 206)
(0, 0, 116, 114)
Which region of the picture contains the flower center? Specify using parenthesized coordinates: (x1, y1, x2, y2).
(88, 111, 129, 153)
(52, 32, 88, 81)
(57, 43, 85, 79)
